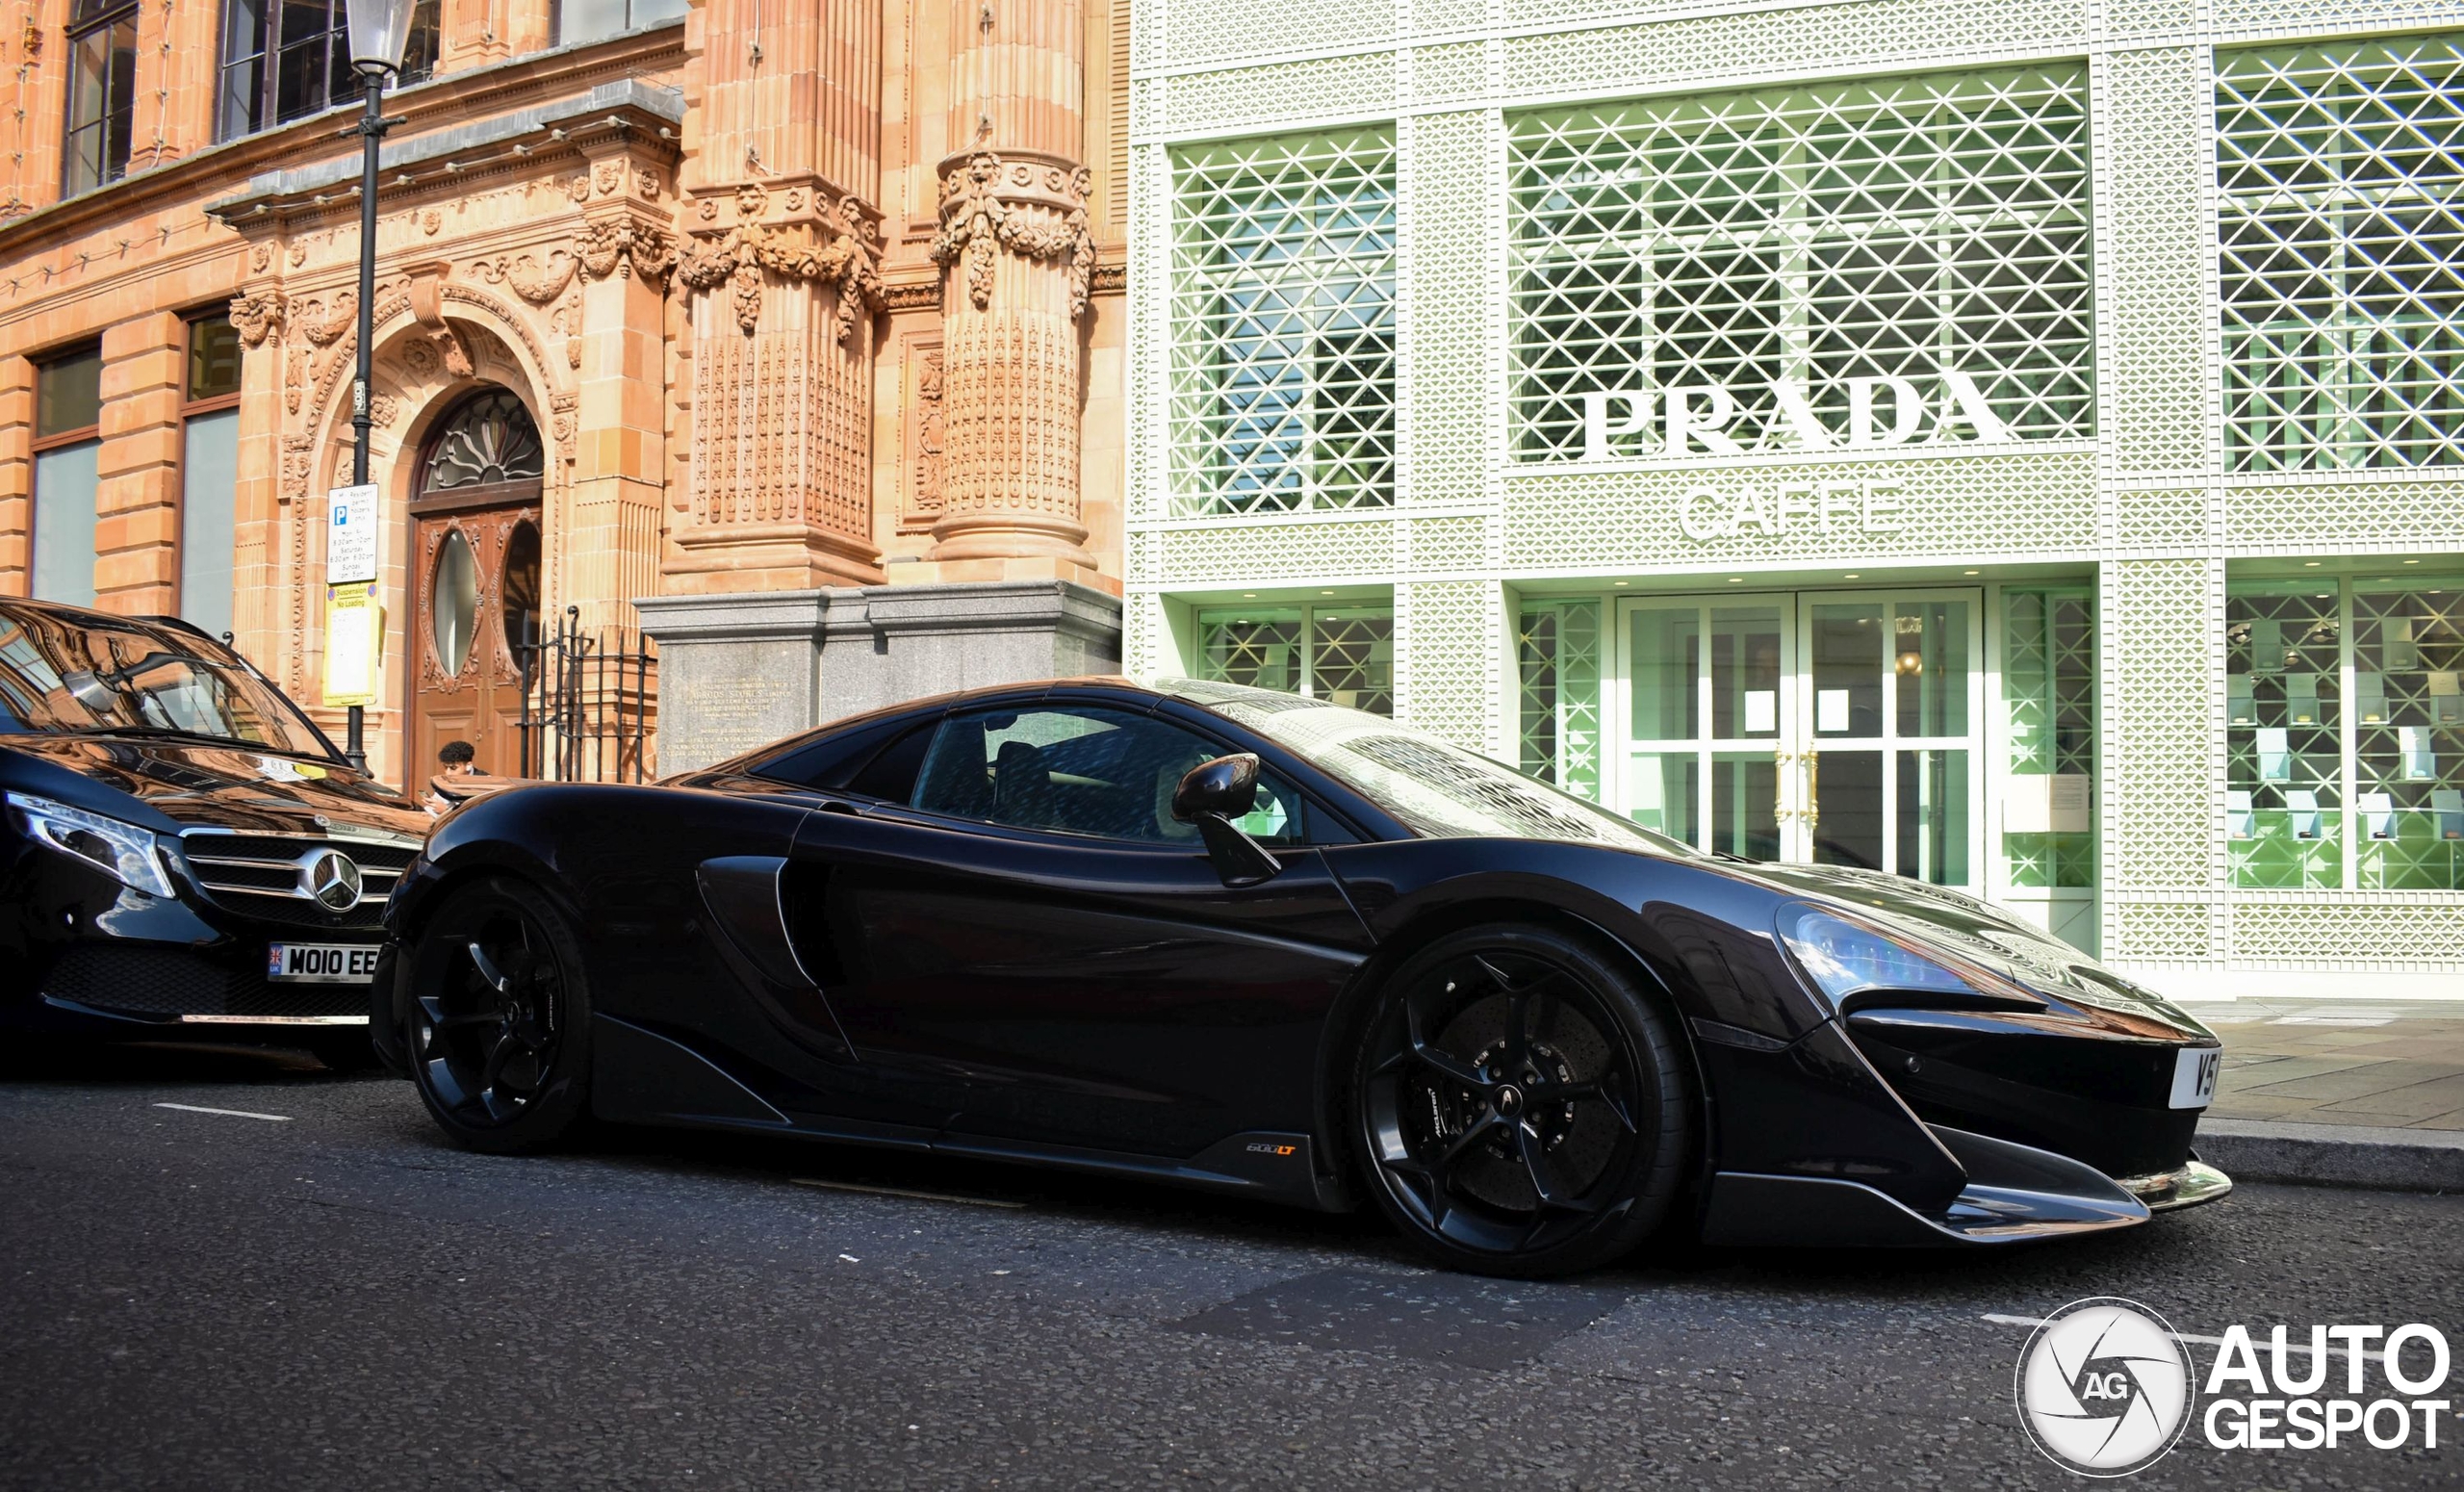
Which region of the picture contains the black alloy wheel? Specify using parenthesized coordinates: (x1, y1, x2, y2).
(1350, 925, 1693, 1277)
(407, 877, 593, 1153)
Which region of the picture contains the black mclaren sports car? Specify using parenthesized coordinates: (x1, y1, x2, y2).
(375, 676, 2230, 1276)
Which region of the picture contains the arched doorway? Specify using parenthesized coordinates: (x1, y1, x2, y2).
(407, 389, 545, 785)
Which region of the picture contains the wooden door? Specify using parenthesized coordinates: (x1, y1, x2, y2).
(410, 505, 541, 783)
(406, 390, 546, 787)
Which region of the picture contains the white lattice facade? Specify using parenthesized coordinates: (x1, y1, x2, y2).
(1127, 0, 2464, 1000)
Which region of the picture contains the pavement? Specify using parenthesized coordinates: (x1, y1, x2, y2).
(2194, 998, 2464, 1131)
(2178, 998, 2464, 1193)
(2, 1042, 2460, 1491)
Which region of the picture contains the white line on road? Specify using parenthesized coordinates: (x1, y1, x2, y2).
(1984, 1312, 2365, 1361)
(792, 1177, 1026, 1209)
(152, 1102, 292, 1122)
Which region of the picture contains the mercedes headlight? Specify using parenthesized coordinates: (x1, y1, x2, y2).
(1777, 903, 2038, 1010)
(6, 791, 178, 899)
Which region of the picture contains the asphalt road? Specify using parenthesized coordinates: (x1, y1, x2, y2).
(3, 1041, 2458, 1491)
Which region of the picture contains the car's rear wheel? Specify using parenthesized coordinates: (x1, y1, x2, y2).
(1348, 925, 1693, 1277)
(406, 876, 592, 1154)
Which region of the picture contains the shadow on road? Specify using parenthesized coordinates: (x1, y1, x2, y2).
(0, 1035, 365, 1085)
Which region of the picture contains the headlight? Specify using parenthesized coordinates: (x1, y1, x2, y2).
(1777, 903, 2038, 1010)
(5, 791, 178, 899)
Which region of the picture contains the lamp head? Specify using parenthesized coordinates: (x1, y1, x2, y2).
(346, 0, 419, 76)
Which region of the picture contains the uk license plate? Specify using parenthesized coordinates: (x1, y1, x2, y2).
(267, 943, 381, 985)
(2169, 1045, 2221, 1109)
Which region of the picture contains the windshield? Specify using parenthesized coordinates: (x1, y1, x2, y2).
(0, 605, 333, 759)
(1162, 678, 1696, 854)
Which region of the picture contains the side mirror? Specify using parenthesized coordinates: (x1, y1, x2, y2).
(1171, 754, 1282, 887)
(1172, 753, 1260, 823)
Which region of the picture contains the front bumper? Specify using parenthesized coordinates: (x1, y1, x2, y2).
(1688, 1008, 2232, 1248)
(33, 941, 371, 1029)
(1702, 1126, 2233, 1247)
(4, 847, 376, 1036)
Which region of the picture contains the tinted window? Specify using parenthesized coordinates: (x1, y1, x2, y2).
(911, 706, 1307, 846)
(1162, 676, 1696, 853)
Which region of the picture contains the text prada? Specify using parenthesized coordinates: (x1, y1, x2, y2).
(1582, 372, 2017, 461)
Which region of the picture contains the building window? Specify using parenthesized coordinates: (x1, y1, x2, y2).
(2000, 586, 2096, 892)
(1169, 130, 1397, 516)
(2227, 573, 2464, 890)
(181, 316, 244, 641)
(63, 0, 139, 195)
(2227, 582, 2343, 888)
(1517, 598, 1603, 800)
(1194, 602, 1393, 715)
(557, 0, 687, 47)
(217, 0, 439, 142)
(1507, 66, 2093, 462)
(2219, 39, 2464, 473)
(32, 348, 104, 606)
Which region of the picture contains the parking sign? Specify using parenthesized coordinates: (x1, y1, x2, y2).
(325, 484, 379, 585)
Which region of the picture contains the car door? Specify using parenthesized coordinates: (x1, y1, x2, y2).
(784, 698, 1375, 1157)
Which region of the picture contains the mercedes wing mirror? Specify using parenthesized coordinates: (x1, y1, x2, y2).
(1171, 754, 1283, 887)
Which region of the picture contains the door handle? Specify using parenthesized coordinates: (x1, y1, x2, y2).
(817, 799, 860, 816)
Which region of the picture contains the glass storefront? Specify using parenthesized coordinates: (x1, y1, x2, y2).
(1137, 15, 2464, 992)
(2229, 574, 2464, 890)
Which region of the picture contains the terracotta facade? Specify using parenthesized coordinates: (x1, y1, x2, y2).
(0, 0, 1127, 786)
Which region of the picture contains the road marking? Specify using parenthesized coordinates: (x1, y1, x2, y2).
(1984, 1313, 2365, 1361)
(792, 1177, 1025, 1209)
(153, 1102, 292, 1122)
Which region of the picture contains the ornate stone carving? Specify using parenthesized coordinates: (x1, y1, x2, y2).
(552, 291, 583, 369)
(473, 251, 578, 306)
(549, 391, 578, 460)
(930, 151, 1095, 321)
(578, 219, 678, 285)
(678, 196, 881, 341)
(229, 291, 285, 347)
(911, 348, 945, 524)
(367, 393, 400, 429)
(880, 281, 940, 313)
(300, 292, 355, 347)
(405, 269, 474, 380)
(280, 433, 315, 503)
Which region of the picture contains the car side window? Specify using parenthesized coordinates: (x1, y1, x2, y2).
(910, 706, 1309, 847)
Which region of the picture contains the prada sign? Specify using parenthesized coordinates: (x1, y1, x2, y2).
(1581, 371, 2018, 461)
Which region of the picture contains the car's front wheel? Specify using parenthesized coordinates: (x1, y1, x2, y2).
(406, 876, 593, 1154)
(1348, 925, 1694, 1277)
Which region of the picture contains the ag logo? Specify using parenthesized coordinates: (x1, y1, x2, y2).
(2015, 1297, 2195, 1477)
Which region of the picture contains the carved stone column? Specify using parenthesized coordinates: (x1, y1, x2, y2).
(668, 0, 887, 594)
(925, 0, 1095, 569)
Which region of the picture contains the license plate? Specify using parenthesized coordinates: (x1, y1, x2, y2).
(2169, 1045, 2221, 1109)
(267, 943, 381, 985)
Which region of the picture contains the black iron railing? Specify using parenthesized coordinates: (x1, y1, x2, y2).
(516, 607, 656, 784)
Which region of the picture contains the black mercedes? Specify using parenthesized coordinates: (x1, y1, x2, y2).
(376, 675, 2230, 1276)
(1, 598, 430, 1069)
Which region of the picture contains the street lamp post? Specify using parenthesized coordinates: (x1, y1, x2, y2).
(339, 0, 419, 773)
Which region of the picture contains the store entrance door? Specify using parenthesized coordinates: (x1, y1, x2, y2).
(1613, 590, 1984, 890)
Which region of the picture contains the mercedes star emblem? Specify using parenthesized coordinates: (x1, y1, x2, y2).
(303, 849, 363, 913)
